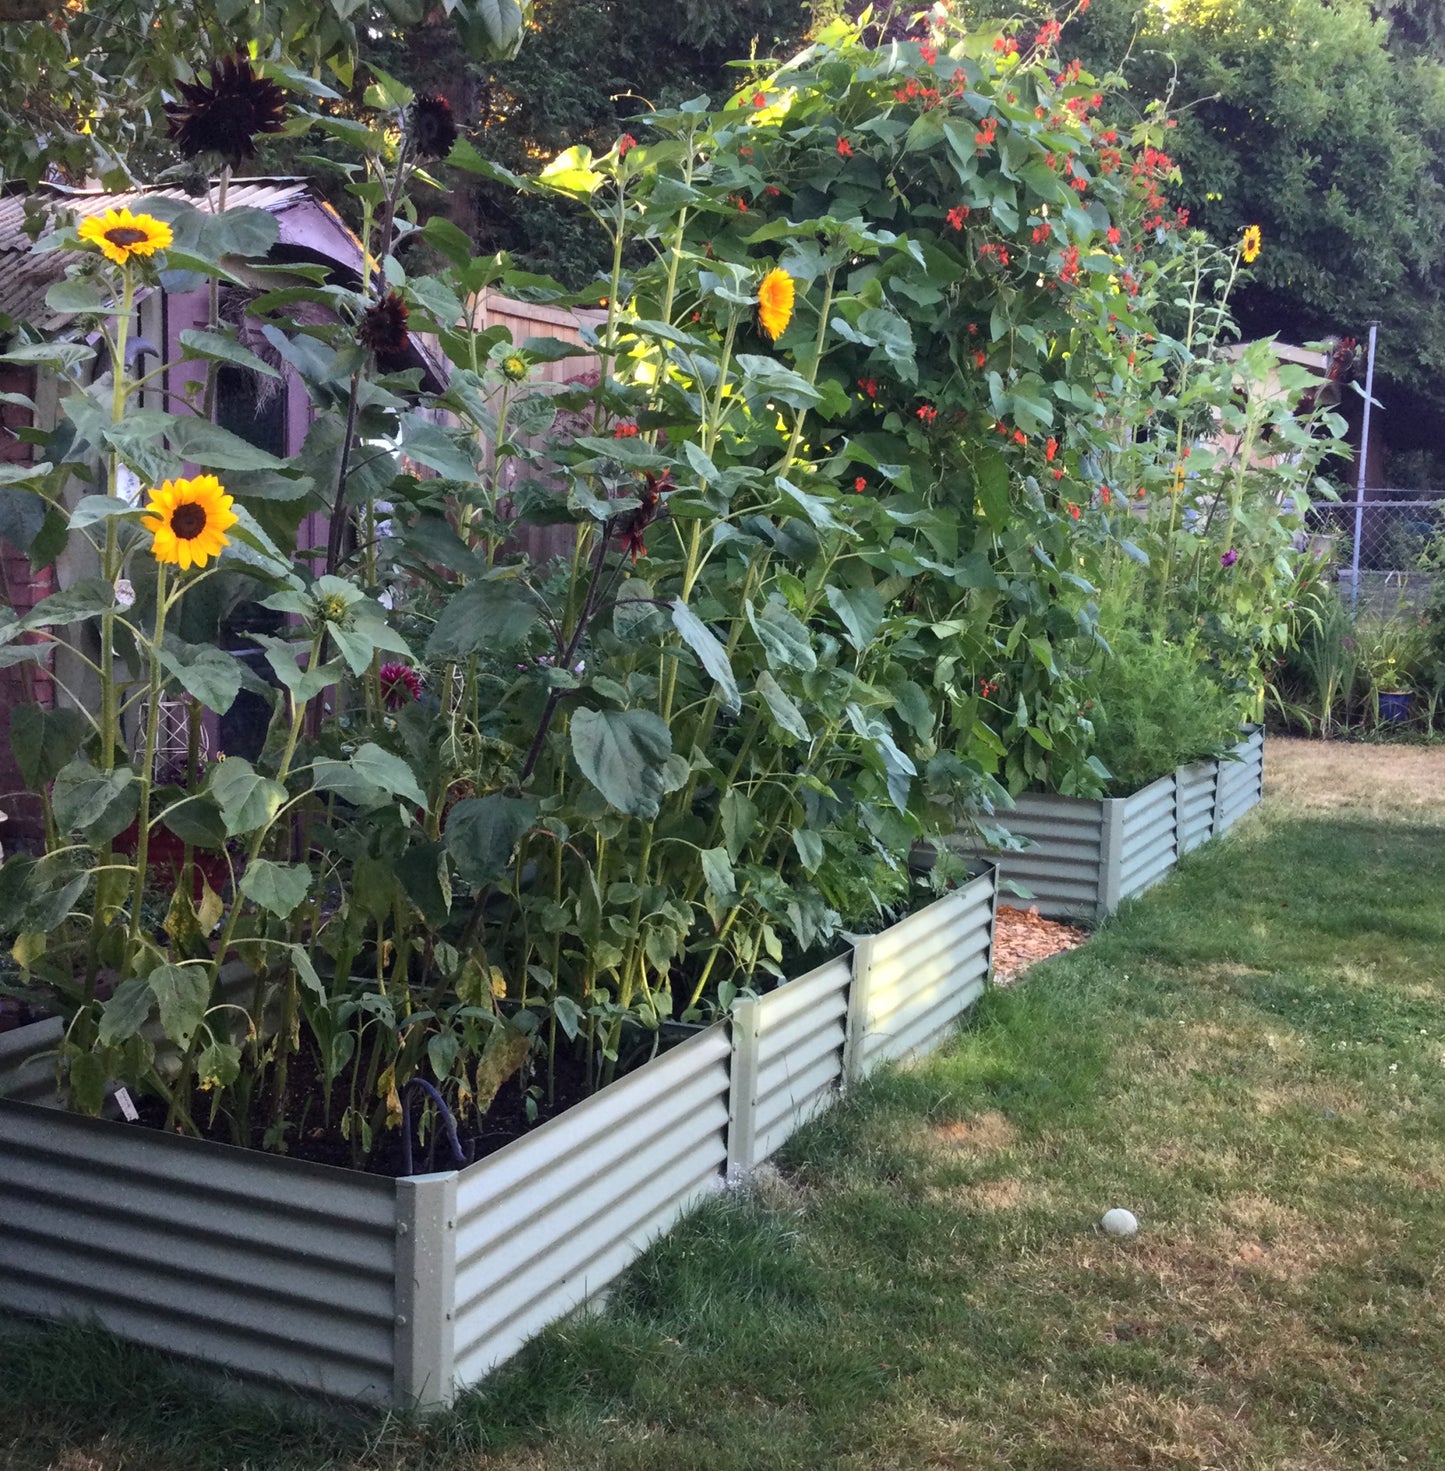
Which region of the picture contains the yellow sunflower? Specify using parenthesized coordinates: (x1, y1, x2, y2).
(142, 475, 238, 570)
(756, 266, 796, 342)
(1241, 224, 1262, 264)
(76, 208, 174, 267)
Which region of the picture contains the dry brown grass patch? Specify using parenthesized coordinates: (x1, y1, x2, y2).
(1267, 738, 1445, 820)
(930, 1110, 1018, 1154)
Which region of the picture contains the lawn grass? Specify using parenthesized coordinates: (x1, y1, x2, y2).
(5, 738, 1445, 1471)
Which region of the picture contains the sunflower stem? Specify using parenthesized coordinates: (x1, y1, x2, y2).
(200, 166, 231, 426)
(126, 562, 170, 957)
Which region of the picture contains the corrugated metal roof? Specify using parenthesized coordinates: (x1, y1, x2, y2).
(0, 179, 324, 329)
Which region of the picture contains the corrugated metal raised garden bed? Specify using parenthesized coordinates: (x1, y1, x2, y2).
(956, 727, 1265, 920)
(0, 868, 996, 1410)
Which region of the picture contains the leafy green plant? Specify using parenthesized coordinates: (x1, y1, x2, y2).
(0, 8, 1338, 1170)
(1085, 625, 1245, 793)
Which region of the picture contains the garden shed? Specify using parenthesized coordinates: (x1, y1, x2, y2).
(0, 179, 424, 842)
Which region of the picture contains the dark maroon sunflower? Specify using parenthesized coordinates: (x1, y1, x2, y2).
(614, 469, 672, 564)
(410, 94, 459, 161)
(165, 56, 287, 165)
(359, 291, 410, 356)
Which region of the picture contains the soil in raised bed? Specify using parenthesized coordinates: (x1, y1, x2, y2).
(128, 1027, 684, 1178)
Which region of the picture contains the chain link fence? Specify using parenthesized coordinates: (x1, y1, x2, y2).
(1308, 490, 1445, 614)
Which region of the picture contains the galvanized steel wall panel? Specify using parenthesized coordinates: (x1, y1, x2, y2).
(1216, 727, 1264, 831)
(954, 794, 1104, 916)
(857, 872, 995, 1073)
(752, 956, 849, 1163)
(450, 1024, 730, 1387)
(0, 1099, 399, 1402)
(1176, 762, 1217, 854)
(1117, 776, 1178, 900)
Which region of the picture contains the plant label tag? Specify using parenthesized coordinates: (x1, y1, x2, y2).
(114, 1087, 139, 1122)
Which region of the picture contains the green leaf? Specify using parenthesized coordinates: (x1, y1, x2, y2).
(755, 671, 810, 742)
(720, 789, 757, 862)
(240, 859, 312, 919)
(253, 636, 342, 703)
(210, 758, 287, 836)
(734, 355, 824, 410)
(45, 278, 113, 314)
(158, 641, 242, 715)
(328, 615, 414, 677)
(51, 760, 138, 842)
(167, 416, 287, 472)
(444, 794, 539, 887)
(399, 416, 482, 482)
(8, 579, 114, 638)
(973, 451, 1010, 532)
(792, 828, 825, 874)
(670, 598, 740, 712)
(825, 584, 885, 650)
(161, 793, 229, 850)
(552, 994, 583, 1042)
(570, 707, 673, 819)
(98, 976, 154, 1045)
(10, 705, 89, 792)
(312, 743, 426, 809)
(178, 328, 281, 379)
(775, 476, 847, 533)
(699, 846, 738, 907)
(426, 579, 543, 658)
(195, 1041, 242, 1090)
(613, 579, 666, 639)
(147, 963, 211, 1048)
(68, 495, 142, 530)
(747, 599, 817, 671)
(455, 0, 533, 61)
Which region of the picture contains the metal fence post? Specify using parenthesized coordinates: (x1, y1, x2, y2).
(393, 1171, 458, 1411)
(842, 935, 877, 1086)
(1350, 320, 1379, 611)
(726, 996, 762, 1178)
(1096, 799, 1126, 918)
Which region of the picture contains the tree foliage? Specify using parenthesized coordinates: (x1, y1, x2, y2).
(1061, 0, 1445, 437)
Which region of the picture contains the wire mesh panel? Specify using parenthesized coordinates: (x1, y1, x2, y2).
(1313, 494, 1444, 613)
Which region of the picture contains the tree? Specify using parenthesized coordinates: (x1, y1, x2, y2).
(1063, 0, 1445, 442)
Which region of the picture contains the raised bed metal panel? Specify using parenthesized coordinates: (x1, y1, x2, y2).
(1216, 728, 1265, 832)
(753, 956, 849, 1163)
(1116, 776, 1178, 899)
(0, 1099, 399, 1403)
(1176, 762, 1218, 854)
(858, 872, 995, 1073)
(0, 1017, 62, 1107)
(450, 1023, 730, 1388)
(953, 795, 1104, 918)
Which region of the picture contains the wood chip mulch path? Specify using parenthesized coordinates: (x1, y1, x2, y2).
(991, 904, 1090, 986)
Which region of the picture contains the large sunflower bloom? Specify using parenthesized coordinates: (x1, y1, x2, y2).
(756, 267, 796, 342)
(1241, 224, 1262, 264)
(142, 475, 238, 570)
(165, 55, 287, 164)
(76, 209, 173, 267)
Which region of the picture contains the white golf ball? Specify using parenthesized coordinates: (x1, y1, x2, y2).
(1101, 1207, 1139, 1237)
